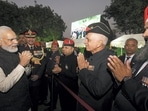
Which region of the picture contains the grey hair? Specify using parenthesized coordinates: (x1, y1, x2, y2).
(99, 34, 108, 45)
(0, 26, 12, 39)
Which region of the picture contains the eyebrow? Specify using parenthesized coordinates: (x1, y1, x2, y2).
(7, 38, 17, 41)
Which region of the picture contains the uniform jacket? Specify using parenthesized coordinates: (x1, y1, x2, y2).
(18, 44, 46, 86)
(77, 48, 115, 111)
(112, 61, 148, 111)
(57, 52, 79, 111)
(58, 52, 78, 91)
(45, 50, 61, 75)
(122, 77, 148, 111)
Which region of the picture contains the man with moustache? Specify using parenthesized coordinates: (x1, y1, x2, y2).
(43, 40, 61, 111)
(0, 26, 32, 111)
(52, 38, 79, 111)
(18, 29, 46, 111)
(77, 15, 115, 111)
(107, 6, 148, 111)
(119, 38, 138, 67)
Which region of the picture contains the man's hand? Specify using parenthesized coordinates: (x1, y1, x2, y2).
(52, 64, 62, 74)
(107, 55, 132, 82)
(31, 75, 39, 81)
(55, 56, 60, 64)
(19, 51, 32, 67)
(77, 53, 89, 70)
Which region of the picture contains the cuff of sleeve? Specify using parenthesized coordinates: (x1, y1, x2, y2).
(18, 64, 25, 71)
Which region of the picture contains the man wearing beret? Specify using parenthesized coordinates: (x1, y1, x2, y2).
(77, 15, 115, 111)
(44, 40, 61, 111)
(107, 6, 148, 111)
(52, 38, 79, 111)
(18, 29, 46, 111)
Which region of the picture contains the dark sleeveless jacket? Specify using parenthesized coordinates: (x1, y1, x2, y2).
(0, 48, 31, 111)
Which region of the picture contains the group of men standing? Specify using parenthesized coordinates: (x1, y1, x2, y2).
(18, 30, 79, 111)
(0, 6, 148, 111)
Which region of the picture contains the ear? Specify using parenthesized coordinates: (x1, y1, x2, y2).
(97, 40, 103, 48)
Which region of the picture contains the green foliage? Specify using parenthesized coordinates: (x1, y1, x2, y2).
(0, 0, 67, 42)
(79, 47, 85, 53)
(103, 0, 148, 34)
(0, 0, 19, 29)
(111, 47, 125, 56)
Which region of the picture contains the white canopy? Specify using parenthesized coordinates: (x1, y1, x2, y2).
(110, 34, 145, 48)
(73, 38, 85, 47)
(45, 39, 86, 48)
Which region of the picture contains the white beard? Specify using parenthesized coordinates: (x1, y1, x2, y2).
(2, 45, 18, 53)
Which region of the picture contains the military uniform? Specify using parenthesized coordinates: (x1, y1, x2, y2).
(53, 38, 79, 111)
(77, 48, 115, 111)
(121, 69, 148, 111)
(18, 30, 46, 111)
(77, 15, 115, 111)
(112, 61, 148, 111)
(58, 52, 78, 111)
(44, 40, 61, 110)
(111, 6, 148, 111)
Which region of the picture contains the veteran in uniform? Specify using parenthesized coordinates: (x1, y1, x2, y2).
(52, 38, 79, 111)
(43, 40, 61, 111)
(77, 15, 115, 111)
(107, 6, 148, 111)
(18, 29, 46, 111)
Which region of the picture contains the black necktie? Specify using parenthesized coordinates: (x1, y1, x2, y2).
(30, 46, 34, 50)
(126, 56, 131, 61)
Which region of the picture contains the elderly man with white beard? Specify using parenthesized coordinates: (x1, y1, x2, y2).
(107, 6, 148, 111)
(0, 26, 32, 111)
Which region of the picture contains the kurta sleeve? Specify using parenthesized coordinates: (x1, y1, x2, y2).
(0, 64, 25, 92)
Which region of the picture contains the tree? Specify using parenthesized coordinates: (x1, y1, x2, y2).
(0, 0, 67, 41)
(103, 0, 148, 34)
(0, 0, 19, 30)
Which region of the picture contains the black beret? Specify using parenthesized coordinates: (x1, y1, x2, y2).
(85, 15, 114, 41)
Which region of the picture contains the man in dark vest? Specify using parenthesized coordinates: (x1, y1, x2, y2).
(0, 26, 32, 111)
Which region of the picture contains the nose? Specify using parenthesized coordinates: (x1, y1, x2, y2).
(14, 39, 18, 44)
(143, 27, 148, 37)
(143, 30, 146, 37)
(84, 39, 87, 44)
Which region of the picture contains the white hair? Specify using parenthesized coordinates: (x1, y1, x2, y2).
(0, 26, 12, 39)
(97, 34, 108, 45)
